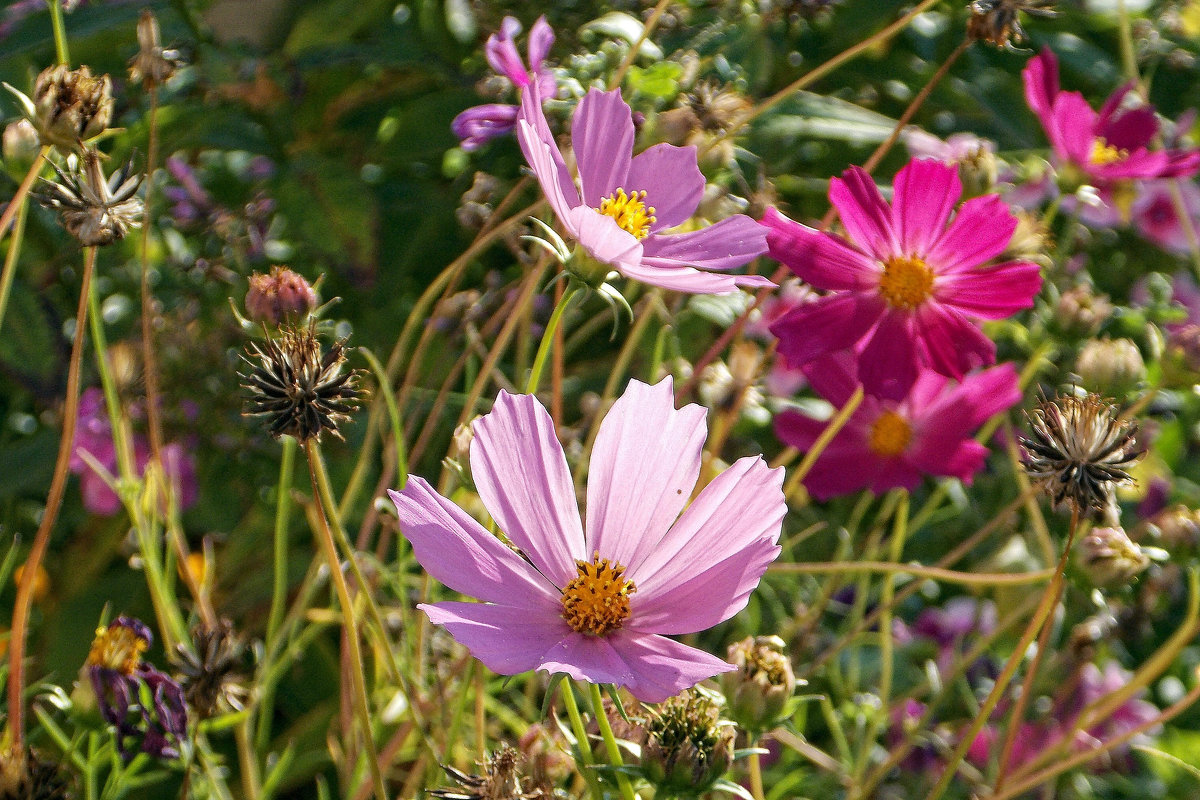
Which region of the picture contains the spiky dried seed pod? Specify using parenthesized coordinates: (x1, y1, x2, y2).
(1021, 392, 1143, 521)
(35, 149, 143, 246)
(967, 0, 1057, 49)
(31, 64, 113, 149)
(0, 749, 72, 800)
(240, 325, 361, 442)
(172, 619, 248, 719)
(430, 744, 544, 800)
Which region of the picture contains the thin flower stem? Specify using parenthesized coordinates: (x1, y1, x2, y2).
(267, 434, 297, 644)
(746, 747, 766, 800)
(0, 183, 30, 336)
(303, 441, 388, 800)
(139, 86, 165, 460)
(608, 0, 672, 90)
(5, 245, 94, 755)
(527, 283, 580, 394)
(588, 682, 639, 800)
(769, 560, 1054, 586)
(783, 386, 864, 502)
(0, 147, 49, 248)
(924, 508, 1082, 800)
(47, 0, 70, 65)
(560, 681, 604, 800)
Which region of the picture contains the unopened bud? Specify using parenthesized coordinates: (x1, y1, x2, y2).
(721, 635, 796, 734)
(1078, 526, 1151, 587)
(31, 65, 113, 150)
(1149, 504, 1200, 555)
(3, 120, 39, 175)
(1001, 210, 1052, 269)
(642, 689, 735, 796)
(1057, 285, 1113, 337)
(1075, 338, 1146, 396)
(958, 145, 998, 199)
(245, 266, 317, 325)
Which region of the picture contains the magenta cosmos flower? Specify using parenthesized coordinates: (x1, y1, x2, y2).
(774, 352, 1020, 500)
(764, 158, 1041, 399)
(452, 16, 556, 151)
(516, 85, 772, 294)
(1023, 48, 1200, 184)
(389, 378, 784, 702)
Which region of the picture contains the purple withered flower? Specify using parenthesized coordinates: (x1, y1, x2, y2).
(389, 378, 785, 702)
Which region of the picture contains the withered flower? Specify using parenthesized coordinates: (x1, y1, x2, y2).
(172, 620, 248, 719)
(240, 324, 361, 442)
(35, 149, 143, 246)
(0, 749, 72, 800)
(129, 10, 181, 89)
(430, 744, 543, 800)
(1021, 392, 1143, 521)
(967, 0, 1057, 49)
(3, 64, 113, 151)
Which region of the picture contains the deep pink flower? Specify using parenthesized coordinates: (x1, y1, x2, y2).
(764, 159, 1041, 399)
(774, 353, 1020, 500)
(1132, 179, 1200, 253)
(1023, 48, 1200, 184)
(389, 378, 784, 702)
(452, 16, 556, 151)
(516, 86, 772, 294)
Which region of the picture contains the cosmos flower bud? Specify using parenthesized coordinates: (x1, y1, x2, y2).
(1056, 285, 1113, 337)
(721, 635, 797, 735)
(2, 119, 39, 176)
(244, 266, 318, 325)
(1078, 526, 1151, 587)
(642, 690, 735, 797)
(1148, 504, 1200, 556)
(30, 65, 113, 150)
(1075, 338, 1146, 396)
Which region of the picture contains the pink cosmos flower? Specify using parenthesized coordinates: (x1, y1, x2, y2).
(516, 85, 772, 294)
(451, 16, 556, 151)
(1132, 178, 1200, 253)
(763, 158, 1041, 399)
(388, 378, 784, 702)
(1023, 48, 1200, 185)
(774, 353, 1020, 500)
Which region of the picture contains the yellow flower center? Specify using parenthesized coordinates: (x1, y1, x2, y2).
(1089, 138, 1128, 166)
(879, 255, 934, 310)
(597, 188, 656, 240)
(561, 554, 637, 636)
(85, 624, 148, 675)
(867, 410, 912, 457)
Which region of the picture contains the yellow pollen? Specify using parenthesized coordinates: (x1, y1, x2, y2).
(1089, 138, 1128, 167)
(879, 255, 934, 310)
(561, 554, 637, 636)
(85, 625, 148, 675)
(597, 188, 656, 240)
(868, 410, 912, 457)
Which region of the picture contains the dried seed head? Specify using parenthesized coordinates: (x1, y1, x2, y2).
(129, 10, 181, 89)
(240, 325, 362, 442)
(172, 619, 248, 719)
(430, 744, 544, 800)
(967, 0, 1058, 49)
(1021, 392, 1144, 521)
(35, 149, 143, 246)
(31, 64, 113, 149)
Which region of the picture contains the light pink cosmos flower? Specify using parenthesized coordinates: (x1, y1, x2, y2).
(763, 158, 1041, 399)
(516, 85, 772, 294)
(389, 378, 784, 702)
(1023, 48, 1200, 185)
(451, 16, 556, 151)
(773, 353, 1020, 500)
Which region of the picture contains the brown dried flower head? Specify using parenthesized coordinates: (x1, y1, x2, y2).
(31, 64, 113, 149)
(172, 619, 248, 720)
(430, 744, 543, 800)
(240, 324, 361, 442)
(967, 0, 1057, 49)
(35, 149, 143, 246)
(129, 10, 181, 89)
(1021, 392, 1143, 521)
(0, 748, 71, 800)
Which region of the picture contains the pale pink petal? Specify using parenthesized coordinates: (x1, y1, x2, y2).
(586, 378, 707, 571)
(893, 159, 961, 255)
(471, 391, 585, 587)
(829, 166, 901, 261)
(935, 260, 1042, 319)
(925, 195, 1018, 274)
(421, 601, 570, 675)
(762, 207, 880, 291)
(625, 144, 704, 231)
(572, 88, 634, 207)
(640, 215, 768, 272)
(915, 304, 995, 379)
(517, 118, 579, 229)
(858, 310, 920, 401)
(485, 17, 526, 86)
(616, 260, 770, 294)
(568, 206, 642, 270)
(605, 631, 736, 703)
(630, 457, 783, 633)
(536, 631, 636, 687)
(389, 480, 558, 609)
(769, 292, 884, 368)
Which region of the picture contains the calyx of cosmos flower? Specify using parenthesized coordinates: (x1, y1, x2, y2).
(868, 410, 912, 457)
(560, 554, 636, 635)
(879, 255, 935, 310)
(597, 188, 656, 240)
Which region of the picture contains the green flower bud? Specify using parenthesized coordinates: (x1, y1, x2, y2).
(1078, 526, 1150, 587)
(721, 635, 796, 734)
(642, 689, 735, 797)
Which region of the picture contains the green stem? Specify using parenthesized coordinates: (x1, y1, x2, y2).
(526, 284, 580, 394)
(561, 682, 603, 800)
(46, 0, 70, 65)
(267, 435, 297, 644)
(0, 182, 30, 336)
(747, 747, 765, 800)
(588, 682, 638, 800)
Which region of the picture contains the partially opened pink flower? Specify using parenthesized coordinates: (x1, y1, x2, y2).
(516, 85, 772, 294)
(1023, 48, 1200, 184)
(389, 378, 784, 702)
(764, 158, 1041, 399)
(774, 353, 1020, 500)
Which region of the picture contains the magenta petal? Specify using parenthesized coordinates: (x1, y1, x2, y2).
(935, 260, 1042, 320)
(640, 215, 769, 272)
(893, 159, 961, 256)
(1052, 93, 1100, 167)
(869, 458, 924, 494)
(829, 166, 900, 261)
(934, 362, 1021, 428)
(1022, 49, 1059, 125)
(769, 292, 883, 368)
(797, 438, 880, 501)
(626, 143, 704, 231)
(915, 304, 995, 379)
(762, 207, 880, 291)
(605, 631, 736, 703)
(858, 311, 920, 401)
(586, 378, 707, 572)
(526, 16, 554, 71)
(471, 391, 585, 587)
(572, 88, 634, 207)
(452, 104, 519, 151)
(926, 195, 1017, 274)
(421, 601, 569, 675)
(1102, 104, 1158, 152)
(773, 408, 831, 451)
(630, 456, 783, 634)
(568, 206, 642, 269)
(485, 17, 526, 86)
(801, 350, 861, 406)
(388, 479, 558, 608)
